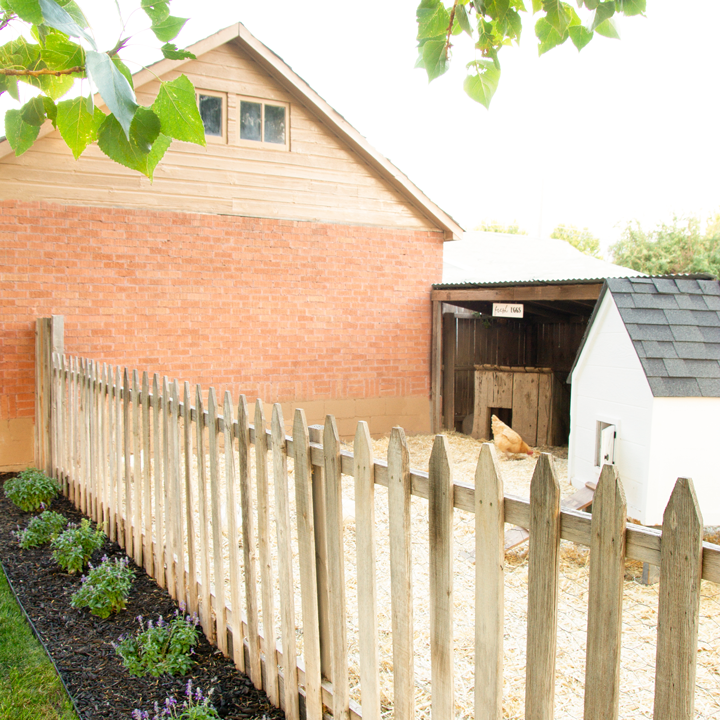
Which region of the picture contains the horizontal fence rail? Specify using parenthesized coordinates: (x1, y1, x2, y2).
(41, 342, 720, 719)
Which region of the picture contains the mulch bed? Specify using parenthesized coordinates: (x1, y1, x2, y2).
(0, 474, 285, 720)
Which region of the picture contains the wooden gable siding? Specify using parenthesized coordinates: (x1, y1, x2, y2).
(0, 43, 434, 231)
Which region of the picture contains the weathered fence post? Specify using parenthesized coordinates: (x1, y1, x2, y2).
(35, 315, 63, 475)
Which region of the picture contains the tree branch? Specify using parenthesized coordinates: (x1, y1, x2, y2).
(0, 66, 84, 77)
(445, 1, 459, 56)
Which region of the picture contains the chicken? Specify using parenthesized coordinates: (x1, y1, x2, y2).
(491, 414, 534, 457)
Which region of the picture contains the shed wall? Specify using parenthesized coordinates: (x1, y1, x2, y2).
(646, 397, 720, 525)
(568, 294, 655, 521)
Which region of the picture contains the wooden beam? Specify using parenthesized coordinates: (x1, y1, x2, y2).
(431, 300, 443, 433)
(432, 284, 603, 303)
(442, 312, 456, 431)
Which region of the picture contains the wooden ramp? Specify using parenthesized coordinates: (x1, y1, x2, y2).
(504, 481, 597, 552)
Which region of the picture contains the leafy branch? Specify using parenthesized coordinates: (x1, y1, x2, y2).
(0, 65, 83, 75)
(415, 0, 647, 108)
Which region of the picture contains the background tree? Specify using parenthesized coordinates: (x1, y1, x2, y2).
(610, 215, 720, 276)
(475, 220, 528, 234)
(415, 0, 646, 107)
(551, 223, 602, 258)
(0, 0, 205, 178)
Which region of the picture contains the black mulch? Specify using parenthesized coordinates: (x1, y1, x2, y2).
(0, 474, 286, 720)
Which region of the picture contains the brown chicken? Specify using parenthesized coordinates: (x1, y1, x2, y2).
(491, 414, 534, 457)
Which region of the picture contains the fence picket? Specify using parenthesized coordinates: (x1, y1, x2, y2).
(163, 377, 176, 599)
(195, 385, 213, 642)
(59, 355, 68, 493)
(114, 366, 122, 544)
(223, 391, 244, 672)
(123, 367, 132, 552)
(106, 364, 115, 541)
(292, 409, 323, 720)
(91, 361, 100, 523)
(142, 372, 153, 577)
(653, 478, 703, 720)
(183, 382, 198, 615)
(170, 380, 184, 604)
(255, 401, 279, 704)
(584, 464, 626, 720)
(525, 453, 561, 720)
(208, 388, 228, 655)
(80, 359, 88, 516)
(474, 443, 504, 720)
(272, 404, 299, 720)
(429, 435, 454, 719)
(68, 357, 76, 505)
(152, 374, 165, 588)
(132, 370, 142, 567)
(354, 421, 380, 720)
(99, 364, 108, 530)
(238, 396, 261, 686)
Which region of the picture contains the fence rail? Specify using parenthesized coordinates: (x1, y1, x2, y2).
(37, 321, 719, 719)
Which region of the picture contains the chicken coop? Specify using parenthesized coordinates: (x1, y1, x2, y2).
(567, 275, 720, 525)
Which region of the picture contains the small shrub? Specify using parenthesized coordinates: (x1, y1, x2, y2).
(3, 469, 60, 512)
(16, 510, 68, 549)
(115, 610, 200, 677)
(51, 519, 106, 574)
(71, 555, 134, 618)
(132, 681, 220, 720)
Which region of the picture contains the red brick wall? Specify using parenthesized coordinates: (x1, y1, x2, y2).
(1, 200, 444, 424)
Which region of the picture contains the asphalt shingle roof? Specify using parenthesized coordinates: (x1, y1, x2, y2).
(606, 276, 720, 397)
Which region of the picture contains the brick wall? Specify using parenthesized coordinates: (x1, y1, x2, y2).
(1, 200, 444, 463)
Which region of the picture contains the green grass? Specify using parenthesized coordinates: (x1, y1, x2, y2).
(0, 566, 79, 720)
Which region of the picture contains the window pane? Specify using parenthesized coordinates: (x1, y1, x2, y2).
(240, 101, 262, 142)
(198, 95, 222, 137)
(264, 105, 286, 145)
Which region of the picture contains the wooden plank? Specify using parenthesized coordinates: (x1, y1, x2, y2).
(142, 372, 153, 577)
(183, 382, 198, 615)
(58, 355, 67, 494)
(431, 300, 442, 433)
(442, 312, 456, 431)
(195, 385, 213, 642)
(429, 435, 454, 719)
(208, 388, 228, 655)
(80, 358, 88, 517)
(67, 357, 76, 506)
(525, 453, 561, 720)
(114, 366, 123, 543)
(272, 404, 300, 720)
(170, 380, 184, 604)
(431, 284, 603, 303)
(123, 367, 132, 553)
(255, 401, 279, 704)
(163, 377, 176, 599)
(98, 364, 107, 529)
(94, 361, 102, 524)
(387, 427, 414, 720)
(223, 392, 245, 672)
(512, 372, 539, 447)
(132, 370, 143, 567)
(584, 464, 626, 720)
(471, 370, 491, 440)
(536, 373, 552, 446)
(491, 371, 513, 408)
(105, 364, 115, 541)
(291, 409, 323, 720)
(353, 421, 381, 720)
(152, 374, 166, 588)
(238, 395, 261, 686)
(474, 443, 504, 720)
(323, 416, 349, 720)
(653, 477, 704, 720)
(86, 361, 96, 522)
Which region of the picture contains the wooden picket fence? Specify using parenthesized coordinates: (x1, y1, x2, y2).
(35, 326, 719, 720)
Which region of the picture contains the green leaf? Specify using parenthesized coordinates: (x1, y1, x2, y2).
(97, 113, 171, 180)
(463, 58, 500, 108)
(152, 74, 205, 145)
(420, 38, 449, 81)
(594, 16, 619, 37)
(160, 42, 195, 61)
(85, 50, 138, 138)
(141, 0, 169, 24)
(7, 0, 43, 25)
(56, 0, 89, 27)
(56, 96, 98, 158)
(532, 0, 542, 10)
(42, 95, 57, 125)
(41, 32, 84, 70)
(568, 23, 593, 50)
(535, 16, 567, 54)
(0, 75, 20, 100)
(616, 0, 644, 15)
(20, 95, 46, 125)
(590, 0, 615, 30)
(416, 0, 451, 40)
(5, 108, 40, 155)
(455, 3, 473, 35)
(36, 71, 74, 100)
(129, 106, 161, 153)
(37, 0, 96, 49)
(111, 57, 133, 89)
(150, 15, 187, 43)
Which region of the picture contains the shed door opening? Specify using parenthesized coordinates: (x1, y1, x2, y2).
(596, 422, 616, 467)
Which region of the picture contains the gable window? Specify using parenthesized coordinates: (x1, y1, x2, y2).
(238, 97, 289, 149)
(197, 91, 226, 143)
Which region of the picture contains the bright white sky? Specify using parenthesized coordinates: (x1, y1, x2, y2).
(3, 1, 720, 252)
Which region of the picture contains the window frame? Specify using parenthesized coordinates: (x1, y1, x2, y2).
(236, 95, 290, 151)
(196, 90, 227, 144)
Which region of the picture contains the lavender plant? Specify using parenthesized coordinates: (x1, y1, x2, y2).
(131, 681, 220, 720)
(71, 555, 134, 618)
(16, 510, 68, 549)
(51, 519, 106, 573)
(115, 609, 200, 677)
(3, 469, 60, 512)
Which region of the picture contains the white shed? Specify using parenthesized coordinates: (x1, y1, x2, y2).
(568, 275, 720, 525)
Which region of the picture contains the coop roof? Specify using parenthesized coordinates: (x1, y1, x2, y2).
(574, 275, 720, 397)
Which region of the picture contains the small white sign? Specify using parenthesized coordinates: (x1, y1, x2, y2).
(492, 303, 524, 318)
